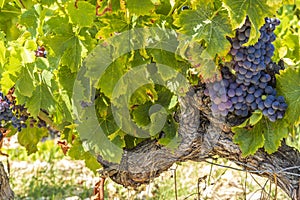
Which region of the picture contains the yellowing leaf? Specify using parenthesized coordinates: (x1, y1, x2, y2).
(126, 0, 155, 15)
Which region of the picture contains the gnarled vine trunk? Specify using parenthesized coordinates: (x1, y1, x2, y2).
(97, 86, 300, 200)
(0, 161, 14, 199)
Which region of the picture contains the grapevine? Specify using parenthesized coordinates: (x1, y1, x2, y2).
(0, 1, 299, 199)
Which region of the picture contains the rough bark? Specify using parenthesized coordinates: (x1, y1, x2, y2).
(97, 86, 300, 200)
(0, 161, 14, 200)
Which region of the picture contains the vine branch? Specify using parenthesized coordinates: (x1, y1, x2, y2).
(97, 86, 300, 200)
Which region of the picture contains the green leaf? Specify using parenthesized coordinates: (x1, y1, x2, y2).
(276, 67, 300, 125)
(126, 0, 155, 16)
(57, 65, 76, 97)
(263, 119, 288, 154)
(222, 0, 275, 45)
(95, 13, 129, 40)
(132, 102, 152, 127)
(155, 85, 174, 108)
(174, 4, 233, 57)
(35, 57, 49, 70)
(53, 91, 73, 123)
(155, 0, 172, 15)
(68, 139, 100, 173)
(129, 84, 157, 106)
(233, 116, 289, 156)
(149, 106, 168, 136)
(19, 7, 39, 37)
(0, 0, 5, 8)
(233, 120, 265, 157)
(97, 56, 128, 99)
(18, 127, 48, 154)
(249, 110, 262, 126)
(75, 105, 123, 163)
(45, 16, 72, 35)
(66, 1, 95, 27)
(41, 0, 56, 6)
(26, 81, 55, 118)
(158, 117, 180, 150)
(15, 65, 35, 97)
(0, 31, 6, 66)
(45, 34, 87, 72)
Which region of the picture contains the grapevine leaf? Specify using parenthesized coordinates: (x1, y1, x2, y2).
(198, 59, 220, 81)
(276, 67, 300, 125)
(233, 120, 265, 157)
(266, 0, 294, 9)
(45, 16, 72, 35)
(249, 110, 262, 126)
(155, 85, 174, 108)
(83, 151, 101, 173)
(97, 56, 128, 99)
(149, 107, 168, 136)
(26, 81, 55, 118)
(129, 84, 157, 106)
(158, 117, 180, 150)
(174, 5, 233, 57)
(0, 0, 5, 8)
(126, 0, 155, 16)
(66, 1, 95, 27)
(110, 135, 125, 148)
(57, 65, 76, 97)
(95, 13, 129, 40)
(45, 34, 87, 72)
(132, 102, 152, 127)
(149, 49, 189, 75)
(76, 105, 123, 163)
(155, 0, 172, 15)
(222, 0, 275, 45)
(263, 119, 288, 154)
(19, 7, 39, 37)
(18, 127, 48, 154)
(0, 31, 5, 66)
(41, 0, 56, 6)
(54, 91, 73, 123)
(61, 37, 87, 72)
(282, 33, 300, 61)
(68, 139, 100, 173)
(35, 57, 49, 70)
(0, 46, 24, 93)
(15, 65, 35, 97)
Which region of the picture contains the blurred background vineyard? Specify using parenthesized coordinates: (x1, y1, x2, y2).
(1, 133, 298, 199)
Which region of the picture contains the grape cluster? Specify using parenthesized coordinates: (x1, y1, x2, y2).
(0, 92, 27, 131)
(35, 46, 47, 58)
(0, 90, 60, 141)
(206, 17, 287, 122)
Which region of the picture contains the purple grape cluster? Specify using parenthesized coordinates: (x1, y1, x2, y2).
(205, 17, 287, 122)
(0, 91, 60, 139)
(0, 92, 27, 131)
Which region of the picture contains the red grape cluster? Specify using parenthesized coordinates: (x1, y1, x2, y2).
(35, 46, 47, 58)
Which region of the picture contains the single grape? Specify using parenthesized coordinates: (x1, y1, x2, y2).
(246, 94, 255, 103)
